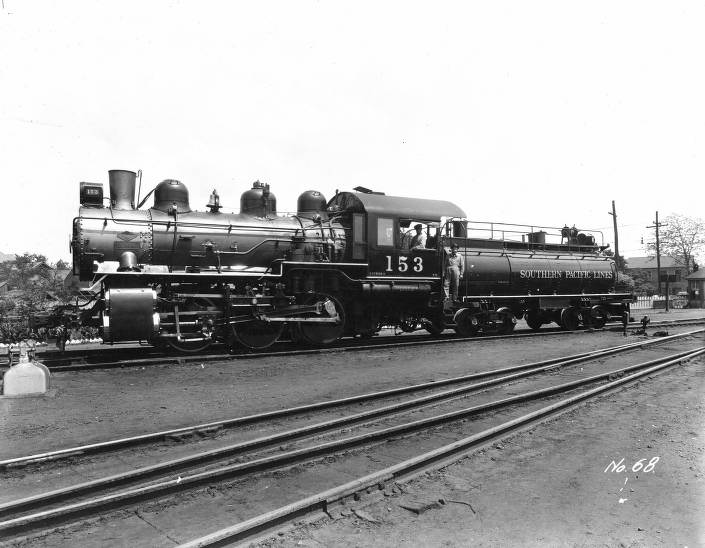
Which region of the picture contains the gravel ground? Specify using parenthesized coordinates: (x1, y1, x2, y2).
(0, 309, 702, 547)
(2, 312, 701, 459)
(275, 354, 705, 547)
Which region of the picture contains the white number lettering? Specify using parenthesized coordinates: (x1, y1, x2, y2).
(385, 255, 393, 272)
(631, 458, 646, 472)
(398, 256, 409, 272)
(643, 456, 660, 473)
(413, 256, 424, 272)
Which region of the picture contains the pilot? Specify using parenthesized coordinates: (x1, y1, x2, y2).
(444, 243, 465, 303)
(410, 224, 427, 250)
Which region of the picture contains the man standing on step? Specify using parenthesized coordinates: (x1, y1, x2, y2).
(444, 243, 464, 303)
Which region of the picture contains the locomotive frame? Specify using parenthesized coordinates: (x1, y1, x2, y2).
(71, 170, 633, 351)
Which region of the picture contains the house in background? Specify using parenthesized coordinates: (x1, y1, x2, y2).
(686, 270, 705, 308)
(624, 256, 694, 295)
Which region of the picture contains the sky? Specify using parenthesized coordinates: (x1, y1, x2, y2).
(1, 1, 703, 264)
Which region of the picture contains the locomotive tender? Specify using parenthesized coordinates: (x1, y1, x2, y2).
(71, 170, 632, 351)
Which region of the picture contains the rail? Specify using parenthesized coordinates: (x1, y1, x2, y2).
(0, 339, 701, 539)
(444, 218, 606, 249)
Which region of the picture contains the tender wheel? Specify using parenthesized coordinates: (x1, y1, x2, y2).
(497, 307, 517, 335)
(231, 320, 283, 350)
(524, 310, 543, 331)
(559, 307, 581, 331)
(296, 294, 346, 346)
(453, 308, 479, 337)
(588, 305, 608, 329)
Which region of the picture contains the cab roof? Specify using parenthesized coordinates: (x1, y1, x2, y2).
(329, 191, 466, 221)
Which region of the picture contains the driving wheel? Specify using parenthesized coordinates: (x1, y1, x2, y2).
(231, 320, 284, 350)
(296, 294, 346, 346)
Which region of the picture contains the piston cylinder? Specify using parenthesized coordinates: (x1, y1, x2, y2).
(102, 288, 160, 342)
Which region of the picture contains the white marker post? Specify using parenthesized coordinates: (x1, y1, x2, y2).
(2, 341, 50, 396)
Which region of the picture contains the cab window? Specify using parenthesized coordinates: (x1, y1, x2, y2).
(399, 220, 438, 250)
(377, 217, 395, 247)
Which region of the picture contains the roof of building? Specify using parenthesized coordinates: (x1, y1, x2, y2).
(686, 269, 705, 280)
(55, 268, 72, 280)
(625, 256, 686, 269)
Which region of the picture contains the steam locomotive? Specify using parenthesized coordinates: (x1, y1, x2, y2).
(71, 170, 632, 351)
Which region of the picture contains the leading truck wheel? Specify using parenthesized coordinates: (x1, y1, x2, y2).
(296, 294, 346, 346)
(559, 307, 581, 331)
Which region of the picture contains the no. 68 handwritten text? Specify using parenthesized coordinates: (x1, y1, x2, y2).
(604, 457, 660, 474)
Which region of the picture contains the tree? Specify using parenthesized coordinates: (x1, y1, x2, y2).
(0, 253, 75, 342)
(646, 214, 705, 275)
(1, 253, 66, 318)
(630, 271, 655, 296)
(615, 272, 635, 293)
(6, 253, 48, 289)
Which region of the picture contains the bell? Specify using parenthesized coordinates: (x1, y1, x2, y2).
(207, 189, 221, 212)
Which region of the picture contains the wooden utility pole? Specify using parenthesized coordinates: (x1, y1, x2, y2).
(608, 200, 620, 269)
(646, 211, 665, 295)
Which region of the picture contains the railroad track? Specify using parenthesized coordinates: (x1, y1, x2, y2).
(3, 316, 704, 373)
(1, 329, 702, 544)
(181, 345, 705, 548)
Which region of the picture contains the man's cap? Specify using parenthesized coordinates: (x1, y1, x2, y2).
(450, 243, 460, 249)
(414, 224, 422, 229)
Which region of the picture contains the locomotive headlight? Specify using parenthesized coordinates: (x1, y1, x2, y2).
(252, 298, 258, 305)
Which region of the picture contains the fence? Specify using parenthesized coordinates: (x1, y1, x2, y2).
(632, 296, 688, 310)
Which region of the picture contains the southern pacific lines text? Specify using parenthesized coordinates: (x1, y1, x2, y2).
(519, 270, 614, 279)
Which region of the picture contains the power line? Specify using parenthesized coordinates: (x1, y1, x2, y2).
(646, 211, 668, 294)
(608, 200, 620, 269)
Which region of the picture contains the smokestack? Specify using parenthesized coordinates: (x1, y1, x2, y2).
(109, 169, 136, 209)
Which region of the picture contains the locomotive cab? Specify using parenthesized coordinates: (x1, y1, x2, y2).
(328, 190, 466, 279)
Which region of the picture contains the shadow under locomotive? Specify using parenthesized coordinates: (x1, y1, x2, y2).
(70, 170, 633, 352)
